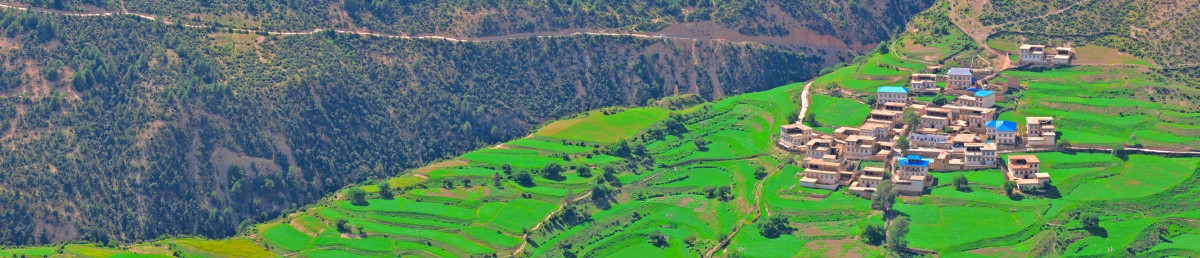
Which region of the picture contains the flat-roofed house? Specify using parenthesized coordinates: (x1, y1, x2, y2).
(956, 90, 995, 108)
(909, 132, 951, 149)
(946, 105, 996, 133)
(877, 86, 909, 105)
(799, 155, 855, 190)
(849, 166, 888, 196)
(947, 68, 974, 92)
(868, 110, 903, 124)
(845, 135, 880, 160)
(920, 107, 953, 130)
(1051, 47, 1075, 65)
(910, 73, 939, 93)
(859, 121, 893, 141)
(963, 143, 998, 169)
(894, 155, 933, 194)
(1019, 45, 1046, 64)
(833, 127, 861, 140)
(1006, 155, 1050, 189)
(949, 133, 981, 147)
(779, 124, 813, 149)
(883, 102, 907, 112)
(804, 138, 837, 159)
(1025, 117, 1057, 148)
(986, 120, 1018, 147)
(1020, 45, 1075, 65)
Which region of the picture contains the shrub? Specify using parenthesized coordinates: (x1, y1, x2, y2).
(1003, 181, 1017, 196)
(378, 182, 393, 200)
(542, 163, 564, 179)
(335, 219, 350, 234)
(515, 172, 535, 187)
(757, 215, 793, 238)
(1081, 214, 1100, 229)
(861, 224, 886, 245)
(647, 231, 669, 247)
(753, 166, 767, 180)
(577, 166, 592, 178)
(693, 137, 709, 151)
(953, 175, 969, 191)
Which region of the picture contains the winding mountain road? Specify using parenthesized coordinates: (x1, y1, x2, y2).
(0, 2, 859, 53)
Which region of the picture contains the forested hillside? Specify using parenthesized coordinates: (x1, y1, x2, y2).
(15, 0, 934, 51)
(0, 7, 832, 245)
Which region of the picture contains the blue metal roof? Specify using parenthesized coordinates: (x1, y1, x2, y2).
(975, 90, 995, 97)
(898, 155, 931, 167)
(987, 120, 1017, 132)
(948, 68, 973, 76)
(877, 86, 908, 94)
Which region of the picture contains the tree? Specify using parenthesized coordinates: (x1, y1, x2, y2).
(602, 166, 621, 187)
(896, 137, 910, 150)
(492, 172, 503, 187)
(885, 216, 910, 253)
(577, 166, 592, 178)
(591, 184, 612, 208)
(864, 95, 877, 106)
(903, 109, 919, 129)
(1081, 213, 1100, 229)
(871, 180, 897, 214)
(541, 163, 564, 179)
(611, 140, 632, 157)
(953, 174, 969, 191)
(757, 215, 792, 238)
(377, 182, 393, 200)
(347, 188, 368, 206)
(1003, 181, 1018, 197)
(515, 171, 535, 187)
(861, 224, 886, 245)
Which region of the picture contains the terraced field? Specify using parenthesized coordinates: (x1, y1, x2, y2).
(997, 66, 1200, 149)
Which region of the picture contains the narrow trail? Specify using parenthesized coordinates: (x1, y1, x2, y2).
(795, 81, 814, 122)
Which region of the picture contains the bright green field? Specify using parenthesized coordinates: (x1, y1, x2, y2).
(536, 107, 671, 143)
(805, 94, 871, 134)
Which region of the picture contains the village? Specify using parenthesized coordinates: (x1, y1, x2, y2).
(778, 44, 1073, 197)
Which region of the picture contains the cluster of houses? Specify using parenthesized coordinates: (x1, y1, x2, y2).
(778, 61, 1064, 196)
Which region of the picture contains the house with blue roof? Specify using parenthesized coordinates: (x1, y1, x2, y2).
(986, 120, 1018, 147)
(894, 155, 934, 194)
(947, 67, 974, 92)
(955, 89, 996, 108)
(876, 86, 909, 105)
